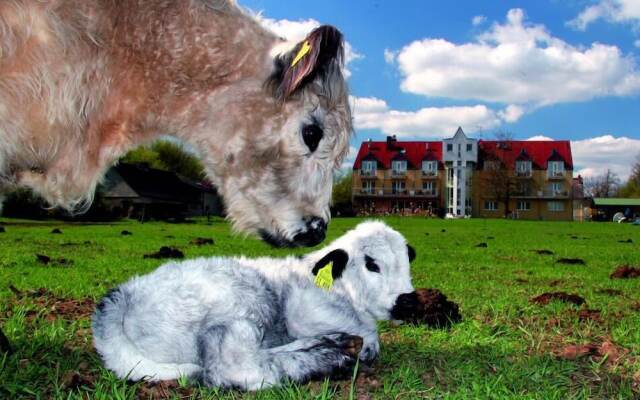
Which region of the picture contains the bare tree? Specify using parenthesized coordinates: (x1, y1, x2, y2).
(584, 169, 620, 198)
(482, 131, 519, 218)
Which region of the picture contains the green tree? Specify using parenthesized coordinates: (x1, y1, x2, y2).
(332, 172, 353, 206)
(619, 154, 640, 197)
(121, 140, 206, 182)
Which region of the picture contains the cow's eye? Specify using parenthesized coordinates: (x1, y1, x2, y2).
(302, 124, 323, 152)
(364, 255, 380, 273)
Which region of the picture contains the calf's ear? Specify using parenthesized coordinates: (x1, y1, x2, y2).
(407, 245, 416, 263)
(267, 25, 344, 100)
(312, 249, 349, 280)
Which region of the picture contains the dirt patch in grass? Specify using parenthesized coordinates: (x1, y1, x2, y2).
(35, 254, 73, 267)
(9, 286, 95, 321)
(618, 238, 633, 243)
(406, 288, 463, 328)
(597, 288, 624, 296)
(514, 278, 529, 284)
(0, 226, 5, 233)
(533, 249, 554, 255)
(610, 265, 640, 279)
(0, 328, 12, 355)
(136, 380, 195, 399)
(576, 309, 601, 322)
(531, 292, 585, 306)
(121, 230, 132, 236)
(476, 242, 487, 248)
(557, 258, 585, 265)
(144, 246, 184, 259)
(548, 279, 563, 287)
(50, 228, 63, 234)
(191, 237, 214, 246)
(556, 340, 630, 367)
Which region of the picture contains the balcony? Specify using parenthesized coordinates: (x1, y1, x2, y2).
(512, 190, 569, 198)
(360, 169, 377, 177)
(391, 170, 407, 178)
(353, 188, 438, 197)
(547, 171, 565, 179)
(421, 170, 438, 178)
(515, 170, 532, 178)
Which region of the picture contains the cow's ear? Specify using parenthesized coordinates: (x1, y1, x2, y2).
(268, 25, 344, 100)
(407, 245, 416, 263)
(312, 249, 349, 280)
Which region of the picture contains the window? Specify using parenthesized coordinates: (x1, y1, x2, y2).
(447, 143, 453, 152)
(467, 143, 473, 152)
(515, 161, 532, 176)
(422, 181, 436, 195)
(391, 160, 407, 176)
(548, 201, 564, 212)
(548, 161, 564, 177)
(361, 160, 376, 176)
(484, 201, 498, 211)
(422, 160, 437, 175)
(362, 180, 375, 194)
(392, 180, 406, 194)
(517, 201, 531, 211)
(550, 182, 563, 195)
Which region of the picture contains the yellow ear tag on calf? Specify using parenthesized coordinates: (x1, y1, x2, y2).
(291, 40, 312, 67)
(314, 261, 334, 290)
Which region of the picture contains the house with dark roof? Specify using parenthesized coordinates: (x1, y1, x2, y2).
(100, 163, 223, 220)
(352, 128, 577, 220)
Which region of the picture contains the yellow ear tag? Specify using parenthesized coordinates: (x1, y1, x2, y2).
(314, 261, 334, 290)
(291, 40, 312, 67)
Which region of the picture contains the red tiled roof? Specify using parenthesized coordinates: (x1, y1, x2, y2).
(478, 140, 573, 170)
(353, 141, 443, 170)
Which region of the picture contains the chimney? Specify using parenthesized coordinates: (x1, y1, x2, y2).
(386, 135, 397, 150)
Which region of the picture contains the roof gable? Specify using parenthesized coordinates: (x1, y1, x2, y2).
(478, 140, 573, 169)
(353, 141, 443, 170)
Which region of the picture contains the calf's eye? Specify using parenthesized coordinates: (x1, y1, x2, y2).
(302, 124, 323, 152)
(364, 255, 380, 273)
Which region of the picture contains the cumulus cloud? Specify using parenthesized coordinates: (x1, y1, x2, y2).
(572, 135, 640, 180)
(257, 16, 362, 78)
(472, 15, 487, 26)
(568, 0, 640, 31)
(526, 135, 554, 141)
(635, 39, 640, 47)
(385, 9, 640, 107)
(349, 96, 521, 138)
(340, 145, 359, 170)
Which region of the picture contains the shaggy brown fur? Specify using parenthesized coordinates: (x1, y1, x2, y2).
(0, 0, 352, 246)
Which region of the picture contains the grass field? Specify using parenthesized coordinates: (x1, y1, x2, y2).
(0, 217, 639, 399)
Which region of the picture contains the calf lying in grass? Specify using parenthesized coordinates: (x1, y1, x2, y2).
(92, 221, 417, 390)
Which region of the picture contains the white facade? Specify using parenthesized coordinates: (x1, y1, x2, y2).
(442, 127, 478, 216)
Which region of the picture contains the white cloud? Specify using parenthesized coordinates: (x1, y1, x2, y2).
(340, 145, 359, 170)
(387, 8, 640, 107)
(497, 105, 525, 123)
(472, 15, 487, 26)
(572, 135, 640, 180)
(257, 17, 362, 78)
(568, 0, 640, 31)
(635, 39, 640, 47)
(383, 49, 398, 64)
(526, 135, 554, 141)
(350, 96, 519, 138)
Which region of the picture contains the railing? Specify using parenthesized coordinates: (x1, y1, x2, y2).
(360, 169, 376, 177)
(547, 171, 565, 179)
(421, 170, 438, 177)
(515, 170, 532, 177)
(391, 170, 407, 177)
(511, 190, 569, 198)
(353, 188, 438, 197)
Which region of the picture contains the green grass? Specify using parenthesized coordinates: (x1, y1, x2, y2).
(0, 217, 639, 399)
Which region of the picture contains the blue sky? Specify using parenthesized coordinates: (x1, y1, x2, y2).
(244, 0, 640, 179)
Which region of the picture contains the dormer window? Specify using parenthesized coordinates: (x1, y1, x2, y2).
(391, 160, 407, 176)
(361, 160, 377, 176)
(422, 160, 437, 176)
(446, 144, 453, 152)
(548, 161, 564, 178)
(515, 161, 532, 177)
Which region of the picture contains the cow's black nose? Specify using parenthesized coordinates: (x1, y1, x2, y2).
(292, 216, 327, 247)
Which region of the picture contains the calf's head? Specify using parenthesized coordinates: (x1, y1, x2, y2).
(308, 221, 417, 320)
(204, 25, 351, 248)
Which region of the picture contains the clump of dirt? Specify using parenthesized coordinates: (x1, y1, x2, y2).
(487, 236, 495, 240)
(121, 230, 133, 236)
(557, 258, 585, 265)
(0, 226, 5, 233)
(164, 235, 175, 239)
(35, 254, 73, 267)
(596, 288, 624, 296)
(144, 246, 184, 259)
(533, 249, 554, 255)
(531, 292, 585, 306)
(407, 288, 462, 328)
(441, 229, 446, 233)
(618, 238, 633, 243)
(556, 340, 628, 366)
(9, 286, 95, 321)
(610, 265, 640, 279)
(424, 232, 429, 236)
(50, 228, 63, 234)
(570, 235, 578, 239)
(576, 309, 601, 322)
(514, 278, 529, 283)
(137, 380, 195, 399)
(632, 303, 640, 312)
(549, 279, 563, 287)
(476, 242, 488, 248)
(191, 237, 214, 246)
